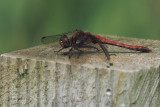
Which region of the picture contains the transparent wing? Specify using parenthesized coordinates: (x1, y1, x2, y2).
(41, 34, 61, 44)
(41, 29, 78, 44)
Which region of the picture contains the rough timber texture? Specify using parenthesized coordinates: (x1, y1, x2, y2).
(0, 35, 160, 107)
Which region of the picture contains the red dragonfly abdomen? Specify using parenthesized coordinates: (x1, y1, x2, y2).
(94, 35, 152, 52)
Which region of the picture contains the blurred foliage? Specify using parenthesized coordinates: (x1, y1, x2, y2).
(0, 0, 160, 54)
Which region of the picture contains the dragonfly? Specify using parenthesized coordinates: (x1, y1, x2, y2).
(41, 30, 151, 60)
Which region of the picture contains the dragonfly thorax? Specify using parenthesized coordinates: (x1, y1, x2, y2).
(59, 35, 71, 48)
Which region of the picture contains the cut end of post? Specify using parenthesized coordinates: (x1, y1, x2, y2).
(1, 35, 158, 71)
(0, 35, 159, 107)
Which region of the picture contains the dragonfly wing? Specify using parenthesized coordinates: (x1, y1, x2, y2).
(41, 34, 61, 44)
(41, 30, 78, 44)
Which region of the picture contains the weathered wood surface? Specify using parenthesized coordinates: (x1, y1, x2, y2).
(0, 36, 160, 107)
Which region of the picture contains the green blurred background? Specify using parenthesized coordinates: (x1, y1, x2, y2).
(0, 0, 160, 54)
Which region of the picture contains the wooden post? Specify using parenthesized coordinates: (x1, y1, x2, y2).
(0, 36, 159, 107)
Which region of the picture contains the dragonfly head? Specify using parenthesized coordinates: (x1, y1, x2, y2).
(59, 35, 71, 48)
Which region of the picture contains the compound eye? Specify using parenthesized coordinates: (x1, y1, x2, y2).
(59, 35, 70, 48)
(59, 40, 64, 47)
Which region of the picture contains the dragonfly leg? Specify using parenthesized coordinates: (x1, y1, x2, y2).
(61, 46, 82, 59)
(70, 45, 83, 58)
(65, 45, 84, 58)
(91, 36, 110, 60)
(62, 48, 73, 55)
(74, 48, 84, 58)
(54, 47, 64, 53)
(78, 45, 100, 51)
(98, 43, 110, 60)
(68, 47, 83, 59)
(98, 43, 113, 67)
